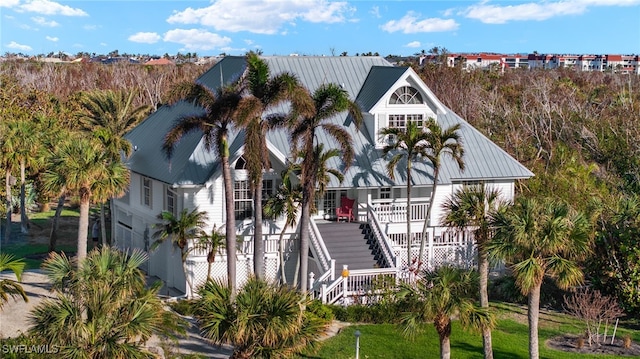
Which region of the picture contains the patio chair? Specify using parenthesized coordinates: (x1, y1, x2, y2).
(336, 196, 355, 222)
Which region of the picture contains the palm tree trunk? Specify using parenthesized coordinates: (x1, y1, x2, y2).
(278, 228, 287, 284)
(182, 249, 194, 298)
(4, 170, 12, 243)
(48, 194, 66, 252)
(419, 167, 440, 269)
(77, 194, 90, 264)
(437, 321, 453, 359)
(528, 282, 542, 359)
(440, 335, 452, 359)
(299, 193, 312, 293)
(20, 161, 28, 234)
(100, 202, 107, 246)
(253, 181, 265, 280)
(221, 155, 237, 296)
(406, 166, 412, 268)
(478, 248, 493, 359)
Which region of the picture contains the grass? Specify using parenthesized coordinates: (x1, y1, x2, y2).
(2, 243, 77, 269)
(299, 303, 640, 359)
(1, 208, 80, 269)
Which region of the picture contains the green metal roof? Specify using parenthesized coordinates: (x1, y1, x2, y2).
(125, 56, 533, 188)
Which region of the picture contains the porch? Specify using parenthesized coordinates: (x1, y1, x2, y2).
(151, 196, 477, 302)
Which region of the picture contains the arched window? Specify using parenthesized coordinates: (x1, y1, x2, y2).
(389, 86, 423, 104)
(235, 156, 247, 170)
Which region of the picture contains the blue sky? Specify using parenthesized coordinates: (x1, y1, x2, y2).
(1, 0, 639, 57)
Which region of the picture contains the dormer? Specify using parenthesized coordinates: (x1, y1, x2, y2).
(356, 66, 446, 149)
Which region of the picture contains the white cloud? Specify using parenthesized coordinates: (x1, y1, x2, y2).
(0, 0, 20, 8)
(381, 11, 458, 33)
(20, 0, 87, 16)
(370, 5, 381, 18)
(45, 35, 58, 42)
(405, 41, 421, 48)
(129, 32, 161, 44)
(300, 2, 355, 23)
(167, 0, 355, 34)
(6, 41, 32, 51)
(32, 16, 59, 27)
(163, 28, 232, 51)
(84, 24, 97, 31)
(462, 0, 640, 24)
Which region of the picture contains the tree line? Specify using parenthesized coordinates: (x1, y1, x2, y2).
(1, 56, 639, 359)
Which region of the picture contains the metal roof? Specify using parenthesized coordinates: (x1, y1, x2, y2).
(125, 55, 533, 188)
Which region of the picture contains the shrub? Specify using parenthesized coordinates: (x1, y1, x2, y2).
(307, 300, 335, 322)
(169, 298, 197, 316)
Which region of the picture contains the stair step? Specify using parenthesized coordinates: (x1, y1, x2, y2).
(315, 222, 383, 272)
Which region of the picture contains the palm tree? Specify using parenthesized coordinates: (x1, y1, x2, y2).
(12, 120, 42, 235)
(191, 224, 226, 281)
(0, 121, 18, 243)
(488, 198, 592, 359)
(42, 137, 112, 264)
(419, 120, 465, 267)
(0, 253, 28, 309)
(381, 121, 431, 268)
(1, 120, 31, 240)
(399, 265, 494, 359)
(238, 52, 311, 280)
(152, 207, 208, 298)
(264, 166, 302, 285)
(163, 80, 245, 296)
(194, 277, 327, 358)
(91, 160, 131, 246)
(290, 83, 362, 292)
(78, 89, 151, 244)
(441, 184, 501, 359)
(77, 89, 151, 161)
(30, 247, 185, 358)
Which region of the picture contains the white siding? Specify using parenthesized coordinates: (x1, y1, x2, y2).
(193, 176, 225, 230)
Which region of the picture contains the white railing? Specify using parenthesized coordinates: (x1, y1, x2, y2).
(320, 268, 401, 305)
(366, 204, 397, 268)
(371, 198, 429, 223)
(309, 218, 331, 272)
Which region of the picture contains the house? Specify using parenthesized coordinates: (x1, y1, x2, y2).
(112, 56, 533, 300)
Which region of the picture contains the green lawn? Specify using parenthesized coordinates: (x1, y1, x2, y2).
(300, 303, 640, 359)
(2, 243, 77, 269)
(2, 208, 80, 269)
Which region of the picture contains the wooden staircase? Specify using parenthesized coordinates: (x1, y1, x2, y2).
(315, 221, 381, 278)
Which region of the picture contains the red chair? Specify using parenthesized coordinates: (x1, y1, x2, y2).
(336, 196, 355, 222)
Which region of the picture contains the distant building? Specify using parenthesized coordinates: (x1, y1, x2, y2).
(416, 52, 639, 74)
(144, 58, 175, 66)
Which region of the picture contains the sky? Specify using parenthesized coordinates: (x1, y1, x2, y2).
(1, 0, 639, 57)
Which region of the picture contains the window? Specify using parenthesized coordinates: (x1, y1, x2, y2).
(323, 191, 337, 216)
(233, 178, 279, 220)
(235, 156, 247, 169)
(165, 186, 177, 215)
(388, 114, 424, 130)
(262, 179, 274, 205)
(389, 86, 423, 104)
(234, 180, 252, 220)
(142, 177, 152, 208)
(380, 187, 391, 200)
